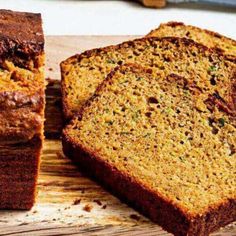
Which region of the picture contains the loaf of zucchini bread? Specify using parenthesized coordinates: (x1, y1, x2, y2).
(147, 22, 236, 57)
(0, 10, 45, 209)
(61, 37, 236, 121)
(63, 64, 236, 236)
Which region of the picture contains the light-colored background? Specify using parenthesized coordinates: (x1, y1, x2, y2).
(0, 0, 236, 38)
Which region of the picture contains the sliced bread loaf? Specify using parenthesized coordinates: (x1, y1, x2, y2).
(62, 64, 236, 236)
(0, 10, 45, 209)
(147, 22, 236, 57)
(61, 37, 236, 121)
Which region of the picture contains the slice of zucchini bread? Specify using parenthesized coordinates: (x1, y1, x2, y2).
(147, 22, 236, 57)
(63, 64, 236, 236)
(61, 37, 236, 121)
(0, 10, 45, 209)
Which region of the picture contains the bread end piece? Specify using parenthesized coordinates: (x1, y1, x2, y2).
(0, 10, 45, 210)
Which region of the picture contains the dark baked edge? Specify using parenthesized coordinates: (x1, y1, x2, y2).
(0, 89, 45, 110)
(44, 79, 63, 139)
(0, 9, 45, 143)
(0, 9, 44, 61)
(0, 135, 42, 210)
(0, 88, 45, 144)
(62, 64, 236, 235)
(60, 36, 236, 121)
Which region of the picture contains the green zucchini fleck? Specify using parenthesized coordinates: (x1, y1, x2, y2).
(120, 132, 130, 135)
(136, 77, 143, 81)
(106, 59, 116, 64)
(208, 65, 218, 72)
(218, 118, 225, 127)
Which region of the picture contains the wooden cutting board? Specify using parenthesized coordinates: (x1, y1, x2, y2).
(0, 36, 235, 236)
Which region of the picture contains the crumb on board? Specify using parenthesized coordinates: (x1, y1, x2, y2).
(18, 222, 29, 226)
(130, 214, 141, 221)
(73, 198, 81, 205)
(102, 204, 107, 209)
(49, 67, 53, 71)
(93, 199, 102, 206)
(41, 220, 48, 223)
(83, 204, 93, 212)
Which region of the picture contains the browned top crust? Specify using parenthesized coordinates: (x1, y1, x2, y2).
(0, 10, 45, 144)
(0, 9, 44, 63)
(164, 22, 235, 43)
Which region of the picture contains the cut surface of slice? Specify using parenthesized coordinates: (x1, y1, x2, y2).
(63, 64, 236, 236)
(147, 22, 236, 57)
(61, 37, 236, 121)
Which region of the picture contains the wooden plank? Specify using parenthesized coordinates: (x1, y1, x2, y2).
(0, 36, 235, 235)
(0, 224, 171, 236)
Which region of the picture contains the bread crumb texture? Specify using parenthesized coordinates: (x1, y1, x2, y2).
(61, 37, 236, 120)
(147, 22, 236, 57)
(65, 65, 236, 217)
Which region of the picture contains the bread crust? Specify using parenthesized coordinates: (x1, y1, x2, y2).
(0, 135, 42, 210)
(0, 10, 45, 209)
(148, 22, 236, 43)
(0, 10, 44, 67)
(0, 89, 45, 143)
(0, 10, 45, 144)
(60, 36, 236, 121)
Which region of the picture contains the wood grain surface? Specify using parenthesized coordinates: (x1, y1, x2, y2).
(0, 36, 235, 236)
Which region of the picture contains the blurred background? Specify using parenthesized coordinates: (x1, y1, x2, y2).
(0, 0, 235, 37)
